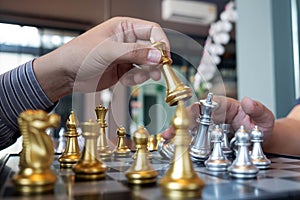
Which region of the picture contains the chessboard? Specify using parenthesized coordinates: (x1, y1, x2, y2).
(2, 151, 300, 200)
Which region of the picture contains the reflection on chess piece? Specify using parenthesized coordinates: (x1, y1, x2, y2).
(228, 126, 258, 178)
(13, 110, 60, 194)
(205, 125, 231, 171)
(220, 123, 233, 155)
(125, 126, 158, 184)
(190, 93, 217, 162)
(159, 101, 205, 198)
(156, 133, 164, 150)
(58, 111, 81, 168)
(113, 126, 131, 157)
(95, 105, 112, 159)
(250, 126, 271, 169)
(56, 127, 66, 153)
(73, 120, 107, 180)
(147, 135, 156, 151)
(132, 126, 153, 160)
(152, 41, 192, 106)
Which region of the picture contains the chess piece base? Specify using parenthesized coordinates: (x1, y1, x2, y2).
(252, 158, 271, 169)
(58, 154, 81, 168)
(165, 86, 192, 106)
(205, 160, 231, 172)
(228, 165, 258, 179)
(12, 170, 57, 194)
(73, 162, 107, 180)
(126, 170, 158, 185)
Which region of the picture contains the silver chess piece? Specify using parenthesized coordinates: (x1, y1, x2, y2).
(205, 125, 231, 171)
(220, 124, 233, 155)
(250, 125, 271, 169)
(190, 93, 217, 162)
(228, 126, 258, 178)
(157, 138, 175, 160)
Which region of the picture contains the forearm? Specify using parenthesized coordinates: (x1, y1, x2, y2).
(263, 118, 300, 155)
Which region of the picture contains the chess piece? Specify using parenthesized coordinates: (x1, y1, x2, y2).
(125, 126, 158, 184)
(58, 111, 81, 168)
(95, 105, 112, 159)
(152, 41, 192, 106)
(156, 133, 164, 150)
(220, 123, 233, 155)
(205, 125, 231, 171)
(147, 135, 156, 151)
(250, 125, 271, 169)
(132, 126, 153, 160)
(157, 138, 175, 160)
(13, 110, 60, 194)
(55, 127, 66, 153)
(159, 101, 205, 198)
(113, 126, 131, 157)
(190, 93, 217, 162)
(73, 120, 107, 180)
(228, 126, 259, 178)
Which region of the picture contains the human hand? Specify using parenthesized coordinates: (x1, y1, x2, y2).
(162, 96, 275, 141)
(34, 17, 170, 102)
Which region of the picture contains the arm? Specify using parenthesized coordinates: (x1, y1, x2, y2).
(263, 105, 300, 155)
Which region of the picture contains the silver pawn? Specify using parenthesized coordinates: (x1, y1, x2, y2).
(190, 92, 217, 162)
(205, 125, 231, 171)
(220, 124, 233, 155)
(250, 125, 271, 169)
(228, 126, 258, 178)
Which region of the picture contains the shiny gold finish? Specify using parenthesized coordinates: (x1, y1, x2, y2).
(156, 133, 164, 151)
(73, 120, 107, 180)
(113, 126, 131, 157)
(159, 101, 205, 198)
(152, 41, 192, 106)
(13, 110, 60, 194)
(125, 126, 158, 184)
(132, 126, 153, 160)
(95, 105, 112, 159)
(147, 135, 156, 151)
(58, 111, 81, 168)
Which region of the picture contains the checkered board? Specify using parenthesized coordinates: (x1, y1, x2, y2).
(2, 152, 300, 200)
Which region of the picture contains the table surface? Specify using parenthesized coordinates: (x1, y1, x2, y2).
(2, 152, 300, 200)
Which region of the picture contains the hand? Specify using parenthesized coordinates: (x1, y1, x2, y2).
(33, 17, 170, 102)
(163, 96, 275, 141)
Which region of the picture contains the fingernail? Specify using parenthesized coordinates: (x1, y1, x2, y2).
(147, 49, 161, 63)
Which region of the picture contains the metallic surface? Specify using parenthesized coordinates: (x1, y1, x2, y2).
(250, 126, 271, 169)
(159, 101, 205, 198)
(12, 110, 60, 194)
(190, 93, 217, 162)
(73, 120, 107, 180)
(126, 126, 158, 184)
(152, 41, 192, 106)
(220, 123, 233, 155)
(95, 104, 112, 159)
(113, 126, 131, 157)
(228, 126, 258, 178)
(132, 126, 153, 160)
(205, 125, 231, 171)
(58, 111, 81, 168)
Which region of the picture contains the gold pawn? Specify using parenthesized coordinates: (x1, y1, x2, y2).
(159, 101, 205, 198)
(147, 135, 156, 151)
(113, 127, 131, 157)
(125, 126, 158, 184)
(132, 126, 153, 160)
(73, 120, 107, 180)
(152, 41, 192, 106)
(95, 105, 112, 159)
(156, 133, 164, 151)
(58, 111, 81, 168)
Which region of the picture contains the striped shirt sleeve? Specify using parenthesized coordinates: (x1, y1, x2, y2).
(0, 59, 55, 150)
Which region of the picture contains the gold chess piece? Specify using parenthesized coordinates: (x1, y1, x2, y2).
(125, 126, 158, 184)
(132, 126, 153, 160)
(155, 133, 165, 151)
(95, 105, 112, 159)
(159, 101, 205, 198)
(152, 41, 192, 106)
(13, 110, 60, 194)
(58, 111, 81, 168)
(113, 126, 131, 157)
(147, 135, 156, 151)
(73, 120, 107, 180)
